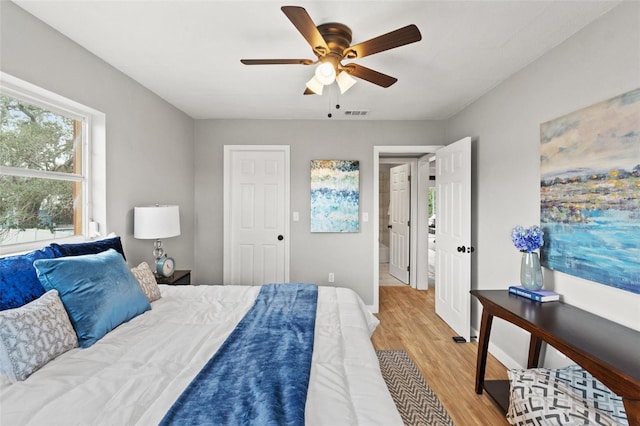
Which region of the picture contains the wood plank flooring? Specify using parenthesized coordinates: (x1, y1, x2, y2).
(372, 286, 510, 425)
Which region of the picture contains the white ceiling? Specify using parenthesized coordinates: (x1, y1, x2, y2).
(13, 0, 620, 120)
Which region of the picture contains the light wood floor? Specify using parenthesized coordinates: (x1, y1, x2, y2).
(372, 286, 509, 425)
(379, 263, 408, 287)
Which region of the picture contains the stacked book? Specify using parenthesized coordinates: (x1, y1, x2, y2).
(508, 285, 560, 302)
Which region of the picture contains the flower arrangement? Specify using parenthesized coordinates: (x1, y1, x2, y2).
(511, 225, 544, 252)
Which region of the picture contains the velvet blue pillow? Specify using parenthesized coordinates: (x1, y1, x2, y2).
(33, 249, 151, 348)
(50, 236, 126, 260)
(0, 246, 57, 311)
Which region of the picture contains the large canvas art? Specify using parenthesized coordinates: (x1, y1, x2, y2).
(540, 88, 640, 294)
(310, 160, 359, 233)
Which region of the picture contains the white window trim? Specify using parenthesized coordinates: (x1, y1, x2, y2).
(0, 72, 106, 256)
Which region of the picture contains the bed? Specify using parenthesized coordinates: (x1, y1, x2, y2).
(0, 238, 402, 425)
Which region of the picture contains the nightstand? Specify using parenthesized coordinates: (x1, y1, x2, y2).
(155, 270, 191, 285)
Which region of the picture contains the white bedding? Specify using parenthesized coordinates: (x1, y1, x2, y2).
(0, 285, 402, 426)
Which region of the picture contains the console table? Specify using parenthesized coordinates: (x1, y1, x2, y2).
(471, 290, 640, 426)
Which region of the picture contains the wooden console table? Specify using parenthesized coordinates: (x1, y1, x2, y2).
(471, 290, 640, 426)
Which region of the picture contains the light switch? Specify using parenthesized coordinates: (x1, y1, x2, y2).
(362, 212, 369, 222)
(293, 211, 300, 222)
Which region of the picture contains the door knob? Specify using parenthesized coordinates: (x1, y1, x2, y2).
(277, 235, 284, 241)
(457, 246, 466, 253)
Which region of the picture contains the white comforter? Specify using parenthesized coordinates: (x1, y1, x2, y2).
(0, 285, 402, 425)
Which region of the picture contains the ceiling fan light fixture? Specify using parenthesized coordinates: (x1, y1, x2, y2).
(315, 61, 336, 85)
(336, 71, 357, 94)
(305, 76, 324, 95)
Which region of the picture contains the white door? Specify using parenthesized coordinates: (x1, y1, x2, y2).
(389, 163, 410, 283)
(223, 146, 290, 285)
(435, 137, 472, 341)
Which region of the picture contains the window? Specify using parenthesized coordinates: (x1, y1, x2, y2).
(0, 73, 106, 254)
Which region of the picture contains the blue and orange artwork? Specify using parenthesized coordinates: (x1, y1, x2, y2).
(540, 88, 640, 294)
(310, 160, 360, 233)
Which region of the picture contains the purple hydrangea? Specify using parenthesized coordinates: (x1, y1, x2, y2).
(511, 225, 544, 252)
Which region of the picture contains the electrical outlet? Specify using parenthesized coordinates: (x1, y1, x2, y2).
(328, 273, 335, 283)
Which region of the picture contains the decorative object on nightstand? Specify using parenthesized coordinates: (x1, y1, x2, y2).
(134, 204, 181, 277)
(511, 225, 544, 291)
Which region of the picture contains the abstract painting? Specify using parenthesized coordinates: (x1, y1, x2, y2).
(310, 160, 360, 233)
(540, 88, 640, 294)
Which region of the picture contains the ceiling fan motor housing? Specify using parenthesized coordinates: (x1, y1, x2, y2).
(316, 23, 354, 70)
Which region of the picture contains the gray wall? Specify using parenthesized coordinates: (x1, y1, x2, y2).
(446, 2, 640, 367)
(194, 120, 445, 304)
(4, 0, 638, 370)
(0, 1, 196, 270)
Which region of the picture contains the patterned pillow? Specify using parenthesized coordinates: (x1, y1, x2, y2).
(0, 290, 78, 382)
(507, 365, 628, 425)
(131, 262, 162, 302)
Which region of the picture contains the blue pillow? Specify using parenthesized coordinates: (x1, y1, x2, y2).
(0, 246, 57, 311)
(33, 249, 150, 348)
(50, 236, 126, 260)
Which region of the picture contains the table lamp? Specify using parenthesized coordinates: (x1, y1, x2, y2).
(134, 204, 181, 264)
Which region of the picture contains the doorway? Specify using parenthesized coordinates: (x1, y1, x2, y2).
(372, 146, 443, 312)
(373, 140, 472, 342)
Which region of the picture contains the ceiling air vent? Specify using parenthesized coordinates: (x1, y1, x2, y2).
(344, 110, 369, 117)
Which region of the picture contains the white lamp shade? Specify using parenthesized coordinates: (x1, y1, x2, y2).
(336, 71, 357, 94)
(314, 62, 336, 85)
(134, 205, 181, 239)
(305, 76, 324, 95)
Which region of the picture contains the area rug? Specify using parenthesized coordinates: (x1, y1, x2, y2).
(377, 349, 455, 426)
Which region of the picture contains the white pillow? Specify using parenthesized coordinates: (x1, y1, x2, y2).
(131, 261, 162, 302)
(0, 290, 78, 382)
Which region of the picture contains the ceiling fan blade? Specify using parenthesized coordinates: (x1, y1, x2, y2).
(344, 24, 422, 59)
(344, 64, 397, 88)
(303, 87, 316, 95)
(241, 59, 313, 65)
(281, 6, 329, 55)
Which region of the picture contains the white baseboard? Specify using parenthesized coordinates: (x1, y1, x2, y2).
(471, 327, 522, 370)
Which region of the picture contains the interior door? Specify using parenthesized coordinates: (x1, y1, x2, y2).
(389, 163, 410, 283)
(223, 146, 290, 285)
(435, 137, 472, 341)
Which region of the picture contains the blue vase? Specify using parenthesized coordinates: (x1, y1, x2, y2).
(520, 252, 543, 291)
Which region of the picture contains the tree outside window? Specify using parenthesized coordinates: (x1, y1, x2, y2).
(0, 93, 84, 246)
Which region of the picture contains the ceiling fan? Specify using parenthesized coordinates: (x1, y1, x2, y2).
(240, 6, 422, 95)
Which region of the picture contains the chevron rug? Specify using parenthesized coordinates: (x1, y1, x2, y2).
(377, 350, 455, 426)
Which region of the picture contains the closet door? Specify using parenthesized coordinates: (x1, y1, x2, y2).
(224, 146, 290, 285)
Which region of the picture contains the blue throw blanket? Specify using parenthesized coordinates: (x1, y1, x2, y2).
(160, 283, 318, 426)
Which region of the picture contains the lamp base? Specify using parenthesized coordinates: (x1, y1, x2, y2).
(152, 239, 164, 264)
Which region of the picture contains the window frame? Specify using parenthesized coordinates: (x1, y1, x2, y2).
(0, 72, 106, 256)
